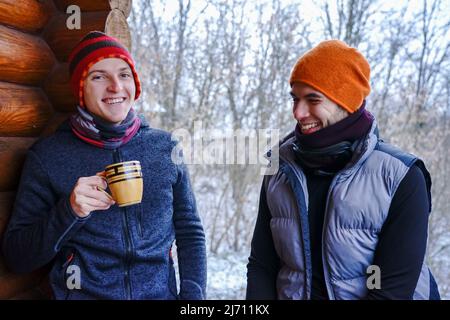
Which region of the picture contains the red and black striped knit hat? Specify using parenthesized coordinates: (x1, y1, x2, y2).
(68, 31, 141, 108)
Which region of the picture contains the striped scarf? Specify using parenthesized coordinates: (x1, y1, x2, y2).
(70, 106, 141, 149)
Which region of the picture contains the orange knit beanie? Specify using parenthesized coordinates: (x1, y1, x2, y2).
(289, 40, 371, 113)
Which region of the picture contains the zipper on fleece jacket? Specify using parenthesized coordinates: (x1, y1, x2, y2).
(137, 205, 143, 238)
(113, 149, 134, 299)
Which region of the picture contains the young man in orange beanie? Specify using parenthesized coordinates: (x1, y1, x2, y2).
(2, 31, 206, 299)
(246, 40, 440, 300)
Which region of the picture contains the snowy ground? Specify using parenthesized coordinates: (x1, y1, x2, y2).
(175, 249, 450, 300)
(172, 249, 248, 300)
(206, 251, 248, 300)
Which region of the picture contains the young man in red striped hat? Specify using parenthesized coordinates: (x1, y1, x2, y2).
(3, 31, 206, 300)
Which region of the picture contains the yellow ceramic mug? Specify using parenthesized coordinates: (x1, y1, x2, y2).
(100, 160, 143, 207)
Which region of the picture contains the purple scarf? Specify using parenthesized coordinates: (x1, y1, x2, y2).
(293, 102, 374, 175)
(295, 101, 374, 148)
(70, 106, 141, 149)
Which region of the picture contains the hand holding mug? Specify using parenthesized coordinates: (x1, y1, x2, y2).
(69, 174, 116, 218)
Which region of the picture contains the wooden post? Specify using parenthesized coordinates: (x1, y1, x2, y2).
(105, 9, 132, 51)
(0, 82, 53, 136)
(0, 0, 52, 33)
(0, 25, 54, 85)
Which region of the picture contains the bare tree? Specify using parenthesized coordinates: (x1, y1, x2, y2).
(318, 0, 378, 46)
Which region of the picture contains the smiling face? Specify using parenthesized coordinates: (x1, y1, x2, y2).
(83, 58, 136, 125)
(291, 82, 349, 134)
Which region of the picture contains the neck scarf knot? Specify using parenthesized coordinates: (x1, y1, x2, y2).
(70, 106, 141, 149)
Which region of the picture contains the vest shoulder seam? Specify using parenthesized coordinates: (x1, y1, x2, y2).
(374, 142, 417, 167)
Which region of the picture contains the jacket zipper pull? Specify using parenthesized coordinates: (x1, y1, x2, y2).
(61, 252, 75, 269)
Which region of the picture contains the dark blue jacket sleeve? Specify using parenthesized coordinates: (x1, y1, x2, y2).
(2, 150, 90, 273)
(172, 162, 207, 300)
(246, 180, 280, 299)
(366, 164, 430, 299)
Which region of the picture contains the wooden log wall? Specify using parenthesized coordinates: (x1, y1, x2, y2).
(0, 0, 133, 299)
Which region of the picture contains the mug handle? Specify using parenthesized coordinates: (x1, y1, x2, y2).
(96, 186, 114, 201)
(95, 171, 114, 201)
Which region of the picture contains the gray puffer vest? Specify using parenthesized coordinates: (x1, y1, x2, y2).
(265, 121, 437, 299)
